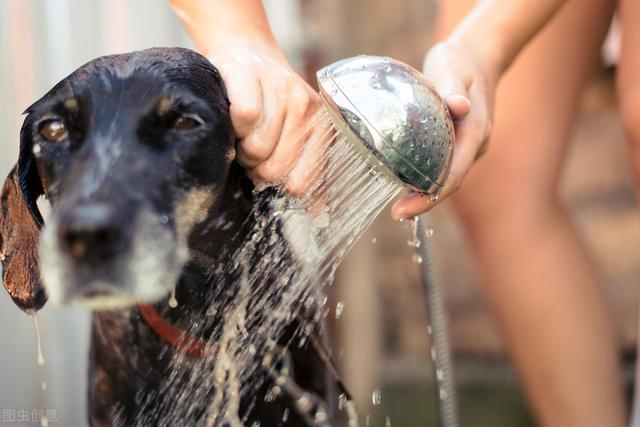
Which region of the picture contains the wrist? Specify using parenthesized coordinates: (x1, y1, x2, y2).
(170, 0, 278, 56)
(447, 20, 508, 83)
(442, 34, 502, 86)
(445, 0, 566, 80)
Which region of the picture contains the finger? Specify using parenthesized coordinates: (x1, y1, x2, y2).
(437, 114, 485, 195)
(223, 67, 263, 139)
(286, 111, 337, 196)
(391, 193, 436, 220)
(444, 94, 471, 118)
(236, 83, 286, 169)
(391, 112, 482, 220)
(428, 70, 471, 119)
(252, 89, 324, 187)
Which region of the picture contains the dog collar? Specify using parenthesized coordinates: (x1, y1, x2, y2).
(138, 304, 207, 358)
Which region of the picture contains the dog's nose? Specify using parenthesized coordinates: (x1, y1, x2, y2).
(58, 204, 125, 261)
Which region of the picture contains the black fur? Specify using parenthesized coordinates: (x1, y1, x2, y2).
(1, 48, 337, 426)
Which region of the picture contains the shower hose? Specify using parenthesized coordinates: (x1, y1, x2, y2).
(416, 215, 459, 427)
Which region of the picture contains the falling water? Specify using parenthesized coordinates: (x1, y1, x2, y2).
(31, 312, 45, 366)
(136, 108, 403, 425)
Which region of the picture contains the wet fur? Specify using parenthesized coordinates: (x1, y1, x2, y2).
(0, 48, 333, 426)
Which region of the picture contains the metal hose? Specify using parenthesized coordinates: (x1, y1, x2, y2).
(416, 215, 458, 427)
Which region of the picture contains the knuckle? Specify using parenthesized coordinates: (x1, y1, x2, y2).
(239, 135, 272, 162)
(286, 178, 307, 197)
(291, 86, 318, 117)
(254, 160, 285, 183)
(231, 102, 261, 124)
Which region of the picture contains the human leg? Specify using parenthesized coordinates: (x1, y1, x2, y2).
(437, 1, 625, 426)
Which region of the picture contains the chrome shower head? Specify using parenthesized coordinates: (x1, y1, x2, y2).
(317, 55, 454, 195)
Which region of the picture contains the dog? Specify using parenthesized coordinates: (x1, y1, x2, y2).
(0, 48, 342, 426)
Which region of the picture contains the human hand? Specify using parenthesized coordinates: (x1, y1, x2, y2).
(391, 39, 499, 220)
(205, 37, 326, 194)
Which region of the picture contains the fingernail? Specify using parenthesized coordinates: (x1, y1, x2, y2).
(447, 94, 470, 105)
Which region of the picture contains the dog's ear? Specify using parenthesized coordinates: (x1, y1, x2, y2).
(0, 159, 47, 312)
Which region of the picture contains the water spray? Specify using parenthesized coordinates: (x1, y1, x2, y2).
(317, 55, 459, 427)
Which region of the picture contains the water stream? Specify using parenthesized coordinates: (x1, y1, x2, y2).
(31, 312, 45, 366)
(135, 108, 403, 425)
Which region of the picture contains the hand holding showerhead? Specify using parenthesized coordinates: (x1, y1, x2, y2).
(391, 39, 498, 219)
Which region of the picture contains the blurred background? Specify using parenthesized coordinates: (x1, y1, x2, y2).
(0, 1, 638, 426)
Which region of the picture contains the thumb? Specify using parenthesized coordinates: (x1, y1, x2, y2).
(434, 76, 471, 119)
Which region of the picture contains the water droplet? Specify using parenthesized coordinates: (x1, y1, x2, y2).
(412, 254, 423, 264)
(426, 226, 435, 238)
(372, 387, 382, 405)
(298, 335, 307, 347)
(268, 233, 279, 245)
(439, 387, 448, 400)
(335, 301, 346, 319)
(319, 294, 328, 306)
(371, 237, 377, 244)
(41, 381, 47, 391)
(338, 393, 348, 411)
(282, 408, 290, 422)
(315, 407, 329, 423)
(407, 238, 421, 248)
(296, 393, 313, 413)
(264, 386, 280, 402)
(160, 215, 170, 225)
(33, 144, 42, 155)
(168, 287, 178, 308)
(427, 325, 432, 335)
(386, 415, 392, 427)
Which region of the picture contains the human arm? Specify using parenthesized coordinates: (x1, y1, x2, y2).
(392, 0, 568, 219)
(170, 0, 322, 192)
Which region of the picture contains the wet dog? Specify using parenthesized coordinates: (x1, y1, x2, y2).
(0, 48, 337, 426)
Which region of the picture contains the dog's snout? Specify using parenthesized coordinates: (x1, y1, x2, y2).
(58, 204, 126, 261)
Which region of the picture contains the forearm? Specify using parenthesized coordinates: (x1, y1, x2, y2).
(447, 0, 567, 78)
(170, 0, 277, 55)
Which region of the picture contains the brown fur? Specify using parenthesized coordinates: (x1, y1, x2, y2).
(0, 168, 45, 311)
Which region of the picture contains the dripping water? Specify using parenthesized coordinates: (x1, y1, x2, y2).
(31, 312, 45, 366)
(168, 287, 178, 308)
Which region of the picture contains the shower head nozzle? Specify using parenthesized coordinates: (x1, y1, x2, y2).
(317, 55, 454, 195)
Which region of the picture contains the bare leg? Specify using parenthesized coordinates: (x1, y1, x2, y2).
(617, 5, 640, 421)
(437, 1, 626, 426)
(617, 0, 640, 201)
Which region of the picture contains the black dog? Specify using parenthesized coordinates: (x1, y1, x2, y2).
(0, 48, 340, 426)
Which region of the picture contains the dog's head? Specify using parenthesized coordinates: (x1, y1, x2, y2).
(0, 48, 235, 311)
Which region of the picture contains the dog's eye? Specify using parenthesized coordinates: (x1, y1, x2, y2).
(40, 120, 68, 142)
(171, 115, 202, 131)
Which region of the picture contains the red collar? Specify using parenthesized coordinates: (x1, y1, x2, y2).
(138, 304, 207, 358)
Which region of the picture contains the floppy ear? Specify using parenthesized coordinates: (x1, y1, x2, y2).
(0, 162, 47, 312)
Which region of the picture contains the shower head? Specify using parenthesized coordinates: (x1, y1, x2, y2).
(317, 55, 454, 195)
